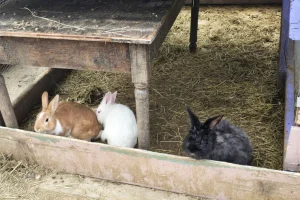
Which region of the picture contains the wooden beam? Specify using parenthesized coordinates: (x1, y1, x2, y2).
(284, 126, 300, 172)
(0, 127, 300, 200)
(185, 0, 281, 4)
(0, 75, 18, 128)
(150, 0, 185, 60)
(0, 37, 131, 73)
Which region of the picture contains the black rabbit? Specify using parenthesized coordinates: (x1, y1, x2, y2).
(182, 105, 253, 165)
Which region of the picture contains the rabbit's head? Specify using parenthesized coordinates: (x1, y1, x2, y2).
(182, 105, 223, 158)
(96, 91, 117, 124)
(34, 91, 59, 134)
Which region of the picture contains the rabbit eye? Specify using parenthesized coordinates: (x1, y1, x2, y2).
(45, 118, 49, 123)
(97, 111, 100, 114)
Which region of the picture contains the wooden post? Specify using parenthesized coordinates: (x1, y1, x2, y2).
(284, 126, 300, 172)
(130, 44, 150, 150)
(0, 74, 18, 128)
(189, 0, 199, 52)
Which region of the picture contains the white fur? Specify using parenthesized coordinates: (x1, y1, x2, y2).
(96, 95, 137, 148)
(65, 129, 72, 137)
(51, 119, 63, 136)
(38, 112, 45, 120)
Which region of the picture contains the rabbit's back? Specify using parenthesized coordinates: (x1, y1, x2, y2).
(102, 104, 137, 147)
(210, 120, 252, 165)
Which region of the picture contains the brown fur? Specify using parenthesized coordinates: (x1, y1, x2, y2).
(34, 91, 102, 141)
(55, 102, 102, 140)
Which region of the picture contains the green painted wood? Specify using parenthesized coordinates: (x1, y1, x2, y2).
(0, 127, 300, 200)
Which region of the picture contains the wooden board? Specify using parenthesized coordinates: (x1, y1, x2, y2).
(0, 0, 181, 44)
(185, 0, 281, 4)
(284, 126, 300, 172)
(0, 127, 300, 200)
(0, 37, 131, 72)
(289, 0, 300, 40)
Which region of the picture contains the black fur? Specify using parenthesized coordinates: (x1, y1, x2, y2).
(182, 105, 253, 165)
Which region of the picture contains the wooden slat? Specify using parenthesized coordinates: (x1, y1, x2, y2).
(185, 0, 281, 4)
(0, 0, 176, 44)
(0, 37, 131, 72)
(0, 127, 300, 200)
(284, 126, 300, 172)
(150, 0, 185, 60)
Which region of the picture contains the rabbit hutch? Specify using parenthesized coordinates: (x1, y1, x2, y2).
(1, 0, 300, 199)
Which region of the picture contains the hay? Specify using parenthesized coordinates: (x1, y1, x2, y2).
(21, 5, 283, 170)
(0, 153, 53, 198)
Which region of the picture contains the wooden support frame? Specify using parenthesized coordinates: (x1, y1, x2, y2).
(185, 0, 281, 4)
(0, 0, 185, 150)
(0, 127, 300, 200)
(0, 74, 18, 128)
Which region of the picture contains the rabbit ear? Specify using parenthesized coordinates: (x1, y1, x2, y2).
(111, 91, 117, 104)
(204, 115, 224, 129)
(42, 91, 48, 110)
(104, 92, 113, 104)
(49, 94, 59, 113)
(186, 105, 201, 128)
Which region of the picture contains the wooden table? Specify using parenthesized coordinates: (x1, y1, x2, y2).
(0, 0, 199, 149)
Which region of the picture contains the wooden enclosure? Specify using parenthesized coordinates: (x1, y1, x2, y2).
(0, 0, 300, 199)
(1, 127, 300, 200)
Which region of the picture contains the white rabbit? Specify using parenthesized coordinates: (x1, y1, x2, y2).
(96, 91, 137, 148)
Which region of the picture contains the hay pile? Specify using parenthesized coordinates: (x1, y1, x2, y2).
(0, 153, 53, 198)
(21, 5, 283, 169)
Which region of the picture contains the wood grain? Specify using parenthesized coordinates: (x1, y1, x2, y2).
(0, 0, 176, 44)
(0, 127, 300, 200)
(284, 126, 300, 172)
(0, 75, 18, 128)
(130, 44, 150, 150)
(185, 0, 281, 4)
(0, 37, 131, 73)
(150, 0, 185, 60)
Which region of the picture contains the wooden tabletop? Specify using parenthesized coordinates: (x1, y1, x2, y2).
(0, 0, 183, 44)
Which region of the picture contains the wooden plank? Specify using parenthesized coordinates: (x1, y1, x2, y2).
(289, 0, 300, 40)
(0, 37, 131, 72)
(283, 39, 295, 165)
(1, 127, 300, 200)
(130, 44, 150, 150)
(185, 0, 281, 4)
(277, 0, 290, 91)
(0, 0, 176, 44)
(150, 0, 185, 59)
(284, 126, 300, 172)
(0, 74, 18, 128)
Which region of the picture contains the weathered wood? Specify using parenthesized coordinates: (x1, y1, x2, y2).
(289, 0, 300, 41)
(189, 0, 199, 52)
(130, 44, 150, 150)
(150, 0, 185, 60)
(0, 37, 130, 73)
(284, 126, 300, 172)
(0, 0, 178, 45)
(0, 127, 300, 200)
(277, 0, 290, 91)
(283, 39, 295, 156)
(185, 0, 281, 4)
(0, 75, 18, 128)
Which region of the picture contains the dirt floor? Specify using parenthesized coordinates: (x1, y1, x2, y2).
(23, 5, 283, 169)
(12, 4, 283, 198)
(0, 154, 204, 200)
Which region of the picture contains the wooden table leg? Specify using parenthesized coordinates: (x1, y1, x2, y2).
(130, 44, 150, 150)
(189, 0, 200, 52)
(0, 74, 19, 128)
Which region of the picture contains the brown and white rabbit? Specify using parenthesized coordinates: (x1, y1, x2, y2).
(34, 91, 102, 141)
